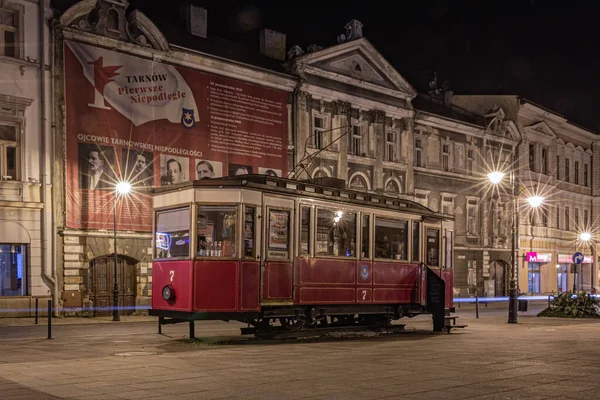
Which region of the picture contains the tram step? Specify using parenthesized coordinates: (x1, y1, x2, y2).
(444, 324, 467, 334)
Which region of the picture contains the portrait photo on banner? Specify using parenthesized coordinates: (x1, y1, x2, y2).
(78, 143, 115, 191)
(258, 167, 281, 177)
(228, 163, 253, 176)
(160, 154, 189, 186)
(122, 149, 154, 187)
(195, 159, 223, 180)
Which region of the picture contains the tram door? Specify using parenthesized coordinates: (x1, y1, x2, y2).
(261, 195, 294, 304)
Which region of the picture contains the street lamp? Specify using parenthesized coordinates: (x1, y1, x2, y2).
(488, 170, 543, 324)
(578, 231, 594, 293)
(113, 180, 132, 322)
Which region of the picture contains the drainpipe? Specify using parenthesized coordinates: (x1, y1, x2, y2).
(291, 80, 302, 178)
(39, 0, 57, 315)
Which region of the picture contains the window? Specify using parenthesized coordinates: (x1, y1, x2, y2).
(299, 206, 310, 255)
(565, 159, 570, 183)
(350, 125, 361, 156)
(0, 123, 18, 180)
(243, 207, 255, 258)
(442, 144, 450, 171)
(313, 116, 325, 149)
(556, 206, 560, 229)
(412, 221, 421, 262)
(268, 209, 290, 259)
(361, 214, 370, 258)
(155, 207, 190, 259)
(556, 155, 560, 179)
(584, 209, 589, 228)
(541, 148, 548, 174)
(441, 195, 454, 215)
(467, 149, 474, 174)
(0, 244, 26, 296)
(467, 199, 479, 235)
(385, 131, 396, 162)
(575, 208, 579, 229)
(529, 143, 535, 171)
(557, 264, 568, 293)
(565, 207, 570, 231)
(197, 205, 237, 258)
(426, 228, 440, 267)
(575, 161, 579, 185)
(0, 8, 17, 58)
(316, 209, 356, 257)
(528, 263, 540, 294)
(374, 217, 408, 260)
(584, 164, 589, 187)
(414, 138, 422, 167)
(541, 206, 548, 227)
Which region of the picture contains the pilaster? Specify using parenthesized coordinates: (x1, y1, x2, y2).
(333, 101, 351, 182)
(372, 110, 385, 191)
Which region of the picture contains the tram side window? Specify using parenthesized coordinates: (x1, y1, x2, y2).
(155, 207, 190, 259)
(244, 207, 255, 258)
(426, 228, 440, 267)
(197, 206, 237, 258)
(316, 209, 356, 257)
(412, 221, 421, 262)
(361, 214, 370, 258)
(375, 218, 408, 260)
(268, 209, 290, 259)
(300, 207, 310, 255)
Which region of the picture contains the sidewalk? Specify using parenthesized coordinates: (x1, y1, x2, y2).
(0, 314, 156, 327)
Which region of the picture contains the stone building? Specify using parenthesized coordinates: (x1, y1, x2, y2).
(0, 0, 54, 315)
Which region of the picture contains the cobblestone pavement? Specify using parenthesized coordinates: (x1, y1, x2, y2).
(0, 304, 599, 399)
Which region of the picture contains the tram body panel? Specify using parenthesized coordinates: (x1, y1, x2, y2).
(372, 262, 420, 304)
(194, 260, 239, 312)
(298, 286, 356, 304)
(152, 260, 193, 312)
(240, 261, 260, 311)
(261, 261, 293, 301)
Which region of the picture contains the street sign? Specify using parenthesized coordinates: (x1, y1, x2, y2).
(572, 252, 584, 265)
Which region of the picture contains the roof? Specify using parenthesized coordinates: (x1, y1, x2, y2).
(413, 94, 485, 127)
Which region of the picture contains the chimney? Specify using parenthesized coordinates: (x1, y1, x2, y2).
(287, 45, 304, 60)
(185, 4, 207, 38)
(260, 28, 286, 61)
(344, 19, 363, 41)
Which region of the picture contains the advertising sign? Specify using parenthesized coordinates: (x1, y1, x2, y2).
(64, 41, 288, 231)
(558, 254, 594, 264)
(525, 252, 552, 263)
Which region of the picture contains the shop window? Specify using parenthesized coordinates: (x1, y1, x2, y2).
(267, 209, 290, 259)
(197, 206, 237, 257)
(0, 244, 26, 296)
(412, 221, 421, 262)
(300, 206, 310, 255)
(426, 228, 440, 267)
(375, 217, 408, 260)
(557, 264, 568, 293)
(155, 207, 190, 259)
(361, 214, 370, 258)
(243, 207, 255, 258)
(528, 263, 541, 293)
(316, 209, 356, 257)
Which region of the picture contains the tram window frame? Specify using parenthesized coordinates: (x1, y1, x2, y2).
(315, 208, 357, 258)
(374, 216, 409, 262)
(361, 213, 371, 259)
(242, 205, 256, 259)
(154, 206, 191, 260)
(196, 204, 238, 259)
(425, 227, 440, 267)
(266, 208, 292, 260)
(299, 206, 311, 256)
(412, 221, 421, 262)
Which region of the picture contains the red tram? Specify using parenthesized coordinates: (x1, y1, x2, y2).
(150, 176, 458, 335)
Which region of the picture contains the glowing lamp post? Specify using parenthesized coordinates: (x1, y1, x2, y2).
(488, 170, 543, 324)
(113, 181, 132, 322)
(578, 231, 594, 293)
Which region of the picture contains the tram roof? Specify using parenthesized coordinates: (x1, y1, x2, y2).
(152, 175, 452, 221)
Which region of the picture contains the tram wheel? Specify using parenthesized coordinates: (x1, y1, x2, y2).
(279, 317, 305, 331)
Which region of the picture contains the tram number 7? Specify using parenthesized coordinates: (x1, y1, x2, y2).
(169, 270, 175, 282)
(361, 290, 367, 301)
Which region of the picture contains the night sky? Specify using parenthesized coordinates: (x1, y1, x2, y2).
(56, 0, 598, 131)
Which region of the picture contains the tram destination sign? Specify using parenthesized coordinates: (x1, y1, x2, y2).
(63, 41, 288, 231)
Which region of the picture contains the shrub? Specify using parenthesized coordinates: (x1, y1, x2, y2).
(538, 292, 600, 318)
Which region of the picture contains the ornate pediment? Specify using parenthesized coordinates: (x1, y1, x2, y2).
(59, 0, 169, 52)
(524, 121, 557, 138)
(292, 38, 416, 99)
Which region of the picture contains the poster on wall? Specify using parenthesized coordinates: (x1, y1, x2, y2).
(64, 40, 288, 231)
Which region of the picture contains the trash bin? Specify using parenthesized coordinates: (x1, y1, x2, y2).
(518, 299, 528, 312)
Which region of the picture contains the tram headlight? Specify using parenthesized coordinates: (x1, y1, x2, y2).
(162, 285, 176, 301)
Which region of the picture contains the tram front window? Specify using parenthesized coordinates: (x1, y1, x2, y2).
(316, 209, 356, 257)
(375, 218, 408, 260)
(155, 207, 190, 259)
(197, 206, 237, 258)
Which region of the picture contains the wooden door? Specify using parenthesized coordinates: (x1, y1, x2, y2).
(90, 256, 136, 316)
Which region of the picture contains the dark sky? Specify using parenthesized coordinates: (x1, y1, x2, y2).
(56, 0, 599, 131)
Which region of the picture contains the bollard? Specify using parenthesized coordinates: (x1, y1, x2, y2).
(35, 298, 39, 325)
(158, 317, 162, 334)
(548, 294, 551, 308)
(475, 295, 479, 319)
(47, 300, 52, 339)
(189, 320, 195, 340)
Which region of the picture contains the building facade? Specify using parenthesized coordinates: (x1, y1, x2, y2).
(0, 0, 54, 315)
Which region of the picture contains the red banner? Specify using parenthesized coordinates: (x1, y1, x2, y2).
(64, 41, 288, 231)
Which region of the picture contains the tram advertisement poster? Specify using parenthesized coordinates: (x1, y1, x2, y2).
(63, 40, 288, 231)
(268, 210, 290, 251)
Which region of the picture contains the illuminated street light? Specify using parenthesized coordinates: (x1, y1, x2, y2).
(580, 232, 592, 242)
(525, 195, 544, 208)
(487, 171, 505, 185)
(113, 180, 131, 322)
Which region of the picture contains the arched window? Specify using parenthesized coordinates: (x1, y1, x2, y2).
(106, 9, 119, 31)
(385, 179, 400, 194)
